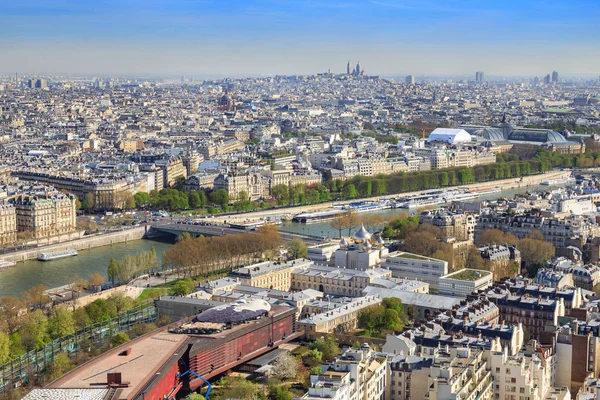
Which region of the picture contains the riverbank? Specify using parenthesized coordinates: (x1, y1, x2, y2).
(216, 170, 572, 224)
(0, 226, 148, 263)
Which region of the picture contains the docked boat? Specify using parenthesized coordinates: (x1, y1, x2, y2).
(37, 249, 78, 261)
(541, 177, 575, 186)
(335, 200, 392, 213)
(0, 260, 16, 270)
(292, 209, 345, 223)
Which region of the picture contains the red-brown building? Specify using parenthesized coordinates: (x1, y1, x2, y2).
(48, 300, 300, 400)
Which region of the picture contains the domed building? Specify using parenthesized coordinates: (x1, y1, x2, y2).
(334, 225, 388, 270)
(461, 121, 585, 154)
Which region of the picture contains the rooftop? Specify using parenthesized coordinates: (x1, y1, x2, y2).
(442, 269, 491, 282)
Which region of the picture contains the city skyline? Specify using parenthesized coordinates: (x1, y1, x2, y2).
(1, 0, 599, 76)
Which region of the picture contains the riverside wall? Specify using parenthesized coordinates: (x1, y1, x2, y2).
(2, 226, 148, 263)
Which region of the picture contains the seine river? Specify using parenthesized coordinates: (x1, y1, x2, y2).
(0, 183, 564, 298)
(0, 240, 173, 298)
(279, 184, 559, 237)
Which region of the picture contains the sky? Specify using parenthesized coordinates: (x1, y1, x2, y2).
(1, 0, 599, 77)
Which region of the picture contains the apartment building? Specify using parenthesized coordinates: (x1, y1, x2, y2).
(420, 209, 478, 241)
(11, 193, 76, 239)
(214, 172, 264, 201)
(0, 204, 16, 245)
(299, 345, 387, 400)
(488, 292, 565, 341)
(426, 347, 493, 400)
(490, 346, 553, 400)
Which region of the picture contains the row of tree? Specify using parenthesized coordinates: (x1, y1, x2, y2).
(107, 247, 158, 286)
(162, 226, 283, 277)
(0, 292, 141, 366)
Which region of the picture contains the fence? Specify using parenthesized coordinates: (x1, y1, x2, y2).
(0, 302, 157, 393)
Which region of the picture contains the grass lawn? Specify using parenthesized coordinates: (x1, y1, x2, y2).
(136, 287, 169, 301)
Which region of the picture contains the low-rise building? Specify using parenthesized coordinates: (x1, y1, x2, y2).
(383, 251, 448, 290)
(438, 269, 493, 297)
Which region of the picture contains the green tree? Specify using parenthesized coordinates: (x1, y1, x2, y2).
(304, 348, 323, 367)
(209, 189, 229, 207)
(268, 386, 293, 400)
(382, 309, 402, 331)
(0, 332, 10, 365)
(357, 305, 384, 336)
(85, 299, 117, 323)
(72, 308, 91, 329)
(310, 335, 339, 361)
(111, 332, 130, 346)
(48, 305, 76, 339)
(9, 333, 26, 358)
(272, 184, 290, 205)
(382, 297, 405, 315)
(238, 190, 249, 202)
(20, 309, 49, 351)
(107, 292, 134, 313)
(51, 352, 72, 379)
(133, 192, 150, 207)
(107, 257, 119, 287)
(287, 238, 308, 259)
(221, 377, 263, 400)
(172, 278, 195, 296)
(342, 184, 358, 199)
(188, 191, 202, 209)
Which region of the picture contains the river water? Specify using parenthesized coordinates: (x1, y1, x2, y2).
(0, 183, 565, 299)
(279, 184, 561, 238)
(0, 240, 173, 298)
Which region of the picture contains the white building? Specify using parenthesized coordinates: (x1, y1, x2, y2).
(426, 128, 472, 145)
(438, 268, 493, 297)
(383, 251, 448, 290)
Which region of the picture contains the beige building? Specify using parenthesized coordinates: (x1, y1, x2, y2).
(0, 204, 17, 245)
(227, 259, 310, 291)
(291, 264, 392, 297)
(12, 193, 76, 239)
(214, 172, 264, 202)
(427, 347, 493, 400)
(297, 296, 382, 337)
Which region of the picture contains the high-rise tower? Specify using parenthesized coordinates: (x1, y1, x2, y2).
(347, 61, 351, 75)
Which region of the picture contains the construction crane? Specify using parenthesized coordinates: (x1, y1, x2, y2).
(167, 369, 212, 400)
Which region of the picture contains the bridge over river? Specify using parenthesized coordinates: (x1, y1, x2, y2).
(148, 221, 324, 245)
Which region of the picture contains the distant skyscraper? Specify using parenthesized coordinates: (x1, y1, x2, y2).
(475, 71, 484, 83)
(405, 75, 415, 85)
(27, 78, 47, 89)
(533, 76, 540, 86)
(551, 70, 559, 83)
(544, 74, 551, 84)
(180, 76, 185, 84)
(347, 61, 351, 75)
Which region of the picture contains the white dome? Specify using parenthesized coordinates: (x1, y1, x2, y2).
(353, 225, 372, 241)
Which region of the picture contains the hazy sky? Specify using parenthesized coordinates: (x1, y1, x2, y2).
(1, 0, 599, 77)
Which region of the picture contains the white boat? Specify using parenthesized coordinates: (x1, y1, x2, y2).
(541, 177, 575, 186)
(37, 249, 78, 261)
(0, 260, 16, 270)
